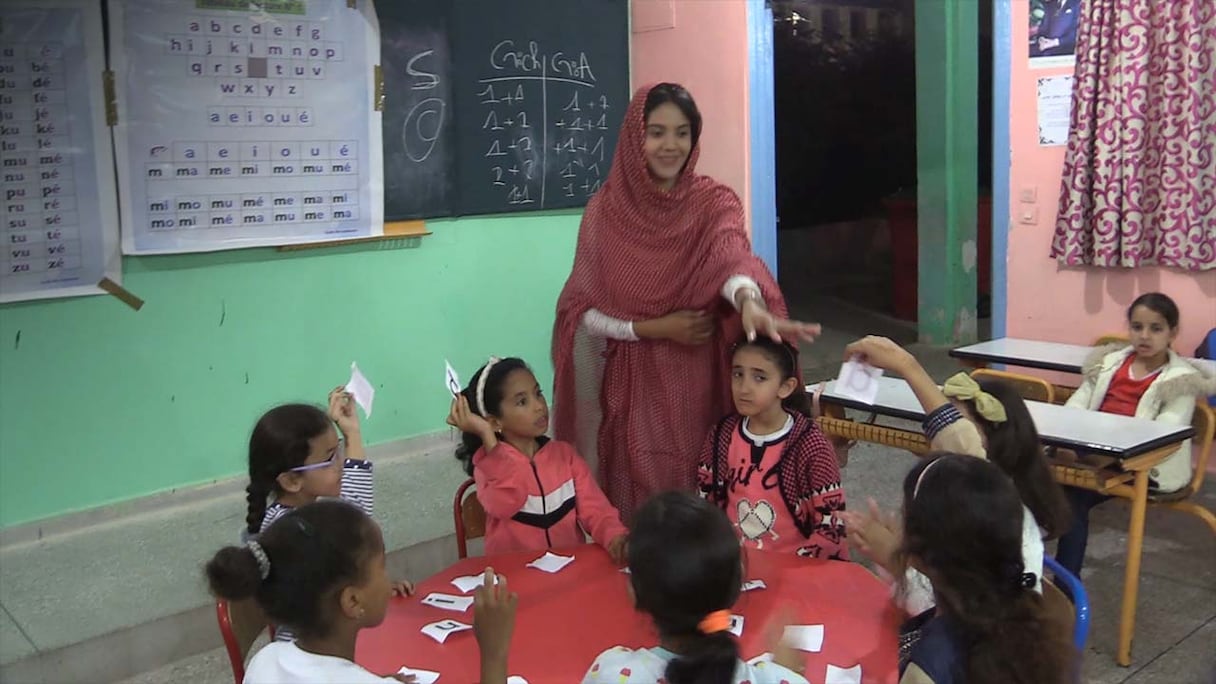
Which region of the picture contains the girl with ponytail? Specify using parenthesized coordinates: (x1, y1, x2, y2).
(697, 335, 848, 559)
(582, 492, 808, 684)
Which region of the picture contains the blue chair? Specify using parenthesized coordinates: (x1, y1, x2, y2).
(1044, 555, 1090, 650)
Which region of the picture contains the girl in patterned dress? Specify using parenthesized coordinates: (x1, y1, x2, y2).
(698, 336, 847, 559)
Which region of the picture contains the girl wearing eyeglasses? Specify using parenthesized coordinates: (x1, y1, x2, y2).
(242, 388, 415, 602)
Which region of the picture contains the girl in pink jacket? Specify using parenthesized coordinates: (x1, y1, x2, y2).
(447, 357, 629, 561)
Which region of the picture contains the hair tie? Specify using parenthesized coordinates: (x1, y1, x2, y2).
(1018, 572, 1037, 590)
(698, 609, 732, 635)
(475, 356, 502, 417)
(246, 540, 271, 580)
(942, 373, 1008, 424)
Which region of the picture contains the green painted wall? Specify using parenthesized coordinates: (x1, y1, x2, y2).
(0, 212, 580, 528)
(915, 0, 979, 345)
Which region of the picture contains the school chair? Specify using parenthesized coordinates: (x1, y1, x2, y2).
(969, 368, 1055, 404)
(1142, 402, 1216, 536)
(216, 599, 273, 684)
(454, 477, 487, 559)
(1092, 333, 1130, 347)
(1042, 555, 1090, 651)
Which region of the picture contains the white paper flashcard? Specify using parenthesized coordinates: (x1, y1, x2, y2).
(826, 663, 863, 684)
(450, 574, 486, 593)
(506, 678, 529, 684)
(741, 579, 767, 592)
(345, 361, 375, 418)
(783, 624, 825, 653)
(834, 358, 883, 405)
(728, 614, 745, 637)
(526, 551, 575, 573)
(445, 359, 462, 397)
(397, 666, 441, 684)
(420, 592, 474, 612)
(421, 619, 471, 644)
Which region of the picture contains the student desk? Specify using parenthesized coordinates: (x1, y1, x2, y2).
(950, 337, 1216, 378)
(357, 545, 901, 682)
(811, 376, 1195, 667)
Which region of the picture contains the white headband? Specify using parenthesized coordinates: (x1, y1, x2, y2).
(246, 540, 271, 580)
(912, 457, 943, 500)
(475, 357, 502, 417)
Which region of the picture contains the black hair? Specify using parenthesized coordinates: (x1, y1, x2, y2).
(207, 500, 382, 639)
(629, 492, 742, 684)
(732, 335, 811, 417)
(454, 358, 532, 476)
(963, 379, 1071, 539)
(1128, 292, 1180, 330)
(898, 454, 1074, 684)
(245, 404, 333, 535)
(644, 83, 703, 150)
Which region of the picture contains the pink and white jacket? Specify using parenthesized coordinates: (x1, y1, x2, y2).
(473, 437, 627, 554)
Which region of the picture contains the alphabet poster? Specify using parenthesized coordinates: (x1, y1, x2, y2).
(0, 0, 122, 303)
(110, 0, 383, 254)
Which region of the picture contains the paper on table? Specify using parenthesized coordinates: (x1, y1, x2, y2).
(826, 664, 863, 684)
(834, 358, 883, 405)
(445, 360, 462, 397)
(526, 551, 575, 573)
(420, 592, 474, 612)
(421, 619, 471, 644)
(398, 666, 441, 684)
(450, 574, 486, 593)
(345, 362, 375, 418)
(741, 579, 767, 592)
(783, 624, 825, 652)
(728, 614, 745, 637)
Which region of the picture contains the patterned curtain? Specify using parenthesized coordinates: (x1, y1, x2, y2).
(1050, 0, 1216, 270)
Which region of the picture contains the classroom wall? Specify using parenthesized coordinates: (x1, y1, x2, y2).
(631, 0, 753, 227)
(0, 214, 579, 528)
(0, 4, 758, 529)
(1003, 2, 1216, 354)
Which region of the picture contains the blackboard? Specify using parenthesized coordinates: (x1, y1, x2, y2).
(378, 1, 454, 220)
(377, 0, 628, 220)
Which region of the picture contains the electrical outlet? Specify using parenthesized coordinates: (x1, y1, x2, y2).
(1019, 187, 1037, 203)
(1019, 207, 1038, 225)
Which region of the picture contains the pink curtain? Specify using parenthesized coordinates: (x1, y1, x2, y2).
(1051, 0, 1216, 270)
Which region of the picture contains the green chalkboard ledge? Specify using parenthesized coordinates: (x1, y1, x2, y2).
(276, 220, 431, 252)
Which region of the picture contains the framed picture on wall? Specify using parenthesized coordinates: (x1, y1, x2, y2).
(1029, 0, 1079, 68)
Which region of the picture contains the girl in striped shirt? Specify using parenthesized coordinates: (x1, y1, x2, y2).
(243, 387, 414, 598)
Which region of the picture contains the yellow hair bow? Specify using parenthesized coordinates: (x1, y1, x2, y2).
(942, 373, 1007, 424)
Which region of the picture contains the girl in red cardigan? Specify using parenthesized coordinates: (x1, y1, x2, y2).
(697, 337, 847, 559)
(447, 357, 628, 561)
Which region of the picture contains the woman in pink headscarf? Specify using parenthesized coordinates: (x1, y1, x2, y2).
(552, 83, 820, 520)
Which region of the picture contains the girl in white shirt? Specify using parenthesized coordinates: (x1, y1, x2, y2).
(582, 491, 808, 684)
(206, 500, 517, 684)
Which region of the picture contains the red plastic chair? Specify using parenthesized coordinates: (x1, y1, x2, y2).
(216, 599, 273, 684)
(454, 478, 487, 559)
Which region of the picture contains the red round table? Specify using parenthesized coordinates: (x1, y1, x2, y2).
(357, 544, 901, 682)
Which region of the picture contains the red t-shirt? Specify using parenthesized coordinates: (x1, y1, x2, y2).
(1098, 355, 1160, 417)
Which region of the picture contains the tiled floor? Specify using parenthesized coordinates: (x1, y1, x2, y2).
(117, 306, 1216, 684)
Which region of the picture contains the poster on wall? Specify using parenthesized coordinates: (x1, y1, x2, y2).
(110, 0, 383, 254)
(1029, 0, 1079, 68)
(1036, 75, 1073, 146)
(0, 0, 122, 304)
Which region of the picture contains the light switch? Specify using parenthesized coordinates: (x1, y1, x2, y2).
(1019, 187, 1037, 203)
(1019, 207, 1038, 224)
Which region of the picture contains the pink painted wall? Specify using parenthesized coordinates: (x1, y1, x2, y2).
(630, 0, 753, 229)
(1005, 3, 1216, 355)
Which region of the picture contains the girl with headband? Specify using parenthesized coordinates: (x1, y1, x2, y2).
(582, 492, 808, 684)
(447, 357, 628, 561)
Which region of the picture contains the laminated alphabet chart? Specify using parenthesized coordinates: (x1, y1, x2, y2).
(109, 0, 383, 254)
(0, 0, 122, 303)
